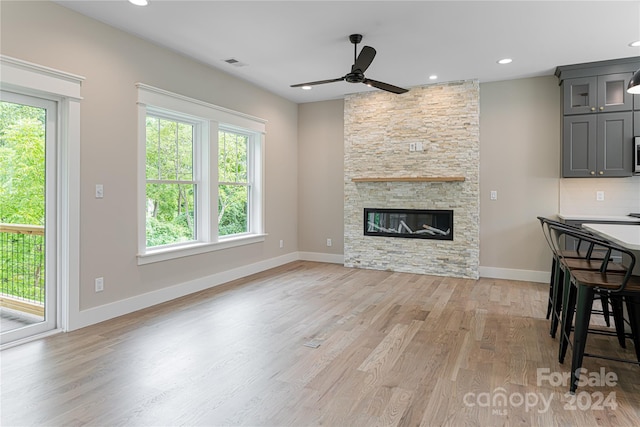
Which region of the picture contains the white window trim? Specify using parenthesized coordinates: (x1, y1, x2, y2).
(136, 83, 267, 265)
(0, 55, 84, 333)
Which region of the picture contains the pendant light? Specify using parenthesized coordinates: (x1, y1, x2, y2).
(629, 68, 640, 94)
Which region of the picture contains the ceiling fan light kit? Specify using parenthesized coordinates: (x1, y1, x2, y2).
(291, 34, 409, 95)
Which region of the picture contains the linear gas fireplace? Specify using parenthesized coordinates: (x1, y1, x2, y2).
(364, 208, 453, 240)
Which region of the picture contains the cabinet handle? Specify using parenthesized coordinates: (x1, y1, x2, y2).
(591, 107, 596, 112)
(599, 171, 604, 175)
(590, 171, 595, 175)
(599, 106, 604, 111)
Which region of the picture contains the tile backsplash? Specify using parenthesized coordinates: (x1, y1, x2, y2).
(559, 176, 640, 215)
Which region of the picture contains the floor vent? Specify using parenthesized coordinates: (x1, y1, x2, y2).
(303, 339, 322, 349)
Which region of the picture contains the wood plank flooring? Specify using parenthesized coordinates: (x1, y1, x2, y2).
(1, 261, 639, 426)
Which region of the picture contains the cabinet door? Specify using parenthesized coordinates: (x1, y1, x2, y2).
(596, 112, 633, 177)
(563, 115, 597, 177)
(563, 77, 597, 115)
(597, 73, 634, 113)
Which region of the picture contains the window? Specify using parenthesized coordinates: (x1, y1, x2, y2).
(137, 84, 266, 264)
(218, 129, 250, 236)
(145, 114, 197, 248)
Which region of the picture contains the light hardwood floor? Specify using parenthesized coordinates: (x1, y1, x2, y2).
(1, 261, 639, 426)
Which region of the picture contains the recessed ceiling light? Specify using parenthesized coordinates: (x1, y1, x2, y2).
(629, 40, 640, 47)
(301, 85, 312, 90)
(429, 75, 438, 80)
(497, 58, 513, 65)
(129, 0, 148, 6)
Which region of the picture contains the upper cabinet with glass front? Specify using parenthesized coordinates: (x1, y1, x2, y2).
(557, 57, 640, 115)
(563, 73, 633, 115)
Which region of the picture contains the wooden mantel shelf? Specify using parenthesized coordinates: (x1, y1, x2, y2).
(351, 176, 465, 183)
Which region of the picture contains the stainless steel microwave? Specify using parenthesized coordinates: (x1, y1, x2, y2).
(636, 137, 640, 174)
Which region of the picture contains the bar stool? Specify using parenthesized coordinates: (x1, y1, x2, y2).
(537, 217, 606, 319)
(552, 224, 640, 393)
(538, 217, 622, 338)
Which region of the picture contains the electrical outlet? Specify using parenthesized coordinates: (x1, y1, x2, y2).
(326, 238, 332, 247)
(596, 191, 605, 201)
(415, 141, 423, 152)
(95, 277, 104, 292)
(490, 190, 498, 200)
(95, 184, 104, 199)
(279, 239, 283, 248)
(409, 142, 416, 152)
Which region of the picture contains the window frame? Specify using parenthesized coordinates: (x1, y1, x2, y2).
(136, 84, 266, 265)
(144, 110, 203, 249)
(217, 126, 254, 238)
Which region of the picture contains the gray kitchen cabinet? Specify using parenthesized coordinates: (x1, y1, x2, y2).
(563, 112, 632, 177)
(556, 57, 640, 178)
(635, 112, 640, 136)
(563, 73, 633, 115)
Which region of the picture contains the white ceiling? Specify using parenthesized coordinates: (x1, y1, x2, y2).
(55, 0, 640, 104)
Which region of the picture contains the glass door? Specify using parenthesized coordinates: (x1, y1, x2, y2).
(0, 91, 57, 344)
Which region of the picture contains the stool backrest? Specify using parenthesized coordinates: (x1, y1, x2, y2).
(537, 217, 601, 260)
(547, 222, 636, 294)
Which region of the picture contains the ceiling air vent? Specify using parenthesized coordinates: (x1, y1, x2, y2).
(223, 58, 247, 67)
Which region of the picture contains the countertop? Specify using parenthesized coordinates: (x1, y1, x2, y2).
(557, 214, 640, 223)
(583, 223, 640, 275)
(583, 223, 640, 252)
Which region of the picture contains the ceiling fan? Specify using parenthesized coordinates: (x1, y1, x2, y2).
(291, 34, 409, 95)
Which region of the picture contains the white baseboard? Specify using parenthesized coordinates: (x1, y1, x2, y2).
(298, 251, 344, 264)
(71, 253, 548, 331)
(72, 252, 299, 331)
(479, 266, 550, 284)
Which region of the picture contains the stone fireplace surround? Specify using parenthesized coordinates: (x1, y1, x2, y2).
(344, 81, 480, 279)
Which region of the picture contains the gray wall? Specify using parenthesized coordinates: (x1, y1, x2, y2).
(297, 100, 345, 255)
(479, 76, 561, 274)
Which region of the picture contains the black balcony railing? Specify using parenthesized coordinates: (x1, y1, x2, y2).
(0, 223, 45, 316)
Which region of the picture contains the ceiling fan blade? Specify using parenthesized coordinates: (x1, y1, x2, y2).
(291, 77, 345, 88)
(363, 78, 409, 94)
(352, 46, 376, 73)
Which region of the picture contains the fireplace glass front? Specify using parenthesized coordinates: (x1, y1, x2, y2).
(364, 208, 453, 240)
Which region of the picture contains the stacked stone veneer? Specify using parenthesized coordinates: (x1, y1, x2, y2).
(344, 80, 480, 279)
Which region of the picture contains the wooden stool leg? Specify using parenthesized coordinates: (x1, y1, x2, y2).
(559, 272, 576, 364)
(570, 285, 595, 394)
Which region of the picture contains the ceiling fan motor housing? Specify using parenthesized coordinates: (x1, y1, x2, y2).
(346, 71, 365, 83)
(349, 34, 363, 44)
